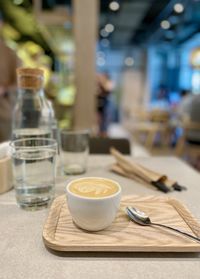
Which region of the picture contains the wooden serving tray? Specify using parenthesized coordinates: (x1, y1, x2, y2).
(43, 195, 200, 252)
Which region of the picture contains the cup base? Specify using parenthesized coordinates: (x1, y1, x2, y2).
(73, 220, 110, 232)
(63, 164, 86, 175)
(16, 196, 53, 211)
(15, 184, 55, 211)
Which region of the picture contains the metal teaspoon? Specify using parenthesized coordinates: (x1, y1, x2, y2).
(126, 206, 200, 243)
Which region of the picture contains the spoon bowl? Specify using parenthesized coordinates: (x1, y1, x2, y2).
(126, 206, 200, 243)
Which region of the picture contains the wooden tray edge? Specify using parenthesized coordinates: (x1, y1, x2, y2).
(167, 198, 200, 238)
(42, 195, 200, 253)
(43, 242, 200, 253)
(43, 195, 66, 244)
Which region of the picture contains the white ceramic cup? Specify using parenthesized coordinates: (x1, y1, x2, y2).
(66, 177, 121, 231)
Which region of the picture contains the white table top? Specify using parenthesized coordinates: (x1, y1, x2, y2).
(1, 155, 200, 279)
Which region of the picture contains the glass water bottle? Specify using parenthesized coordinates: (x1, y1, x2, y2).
(12, 68, 53, 140)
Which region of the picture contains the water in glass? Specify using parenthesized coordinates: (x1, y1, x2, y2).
(11, 138, 57, 210)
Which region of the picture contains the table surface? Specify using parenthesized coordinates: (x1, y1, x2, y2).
(1, 155, 200, 279)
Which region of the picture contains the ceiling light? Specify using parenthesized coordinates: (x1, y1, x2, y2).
(174, 3, 184, 13)
(100, 29, 109, 38)
(124, 57, 134, 66)
(13, 0, 23, 5)
(105, 23, 115, 33)
(160, 20, 170, 29)
(101, 39, 110, 47)
(97, 57, 106, 66)
(109, 1, 120, 11)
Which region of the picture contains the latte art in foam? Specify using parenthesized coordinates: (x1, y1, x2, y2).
(69, 178, 119, 198)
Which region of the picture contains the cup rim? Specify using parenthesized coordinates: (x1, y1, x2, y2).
(10, 138, 57, 149)
(66, 177, 121, 200)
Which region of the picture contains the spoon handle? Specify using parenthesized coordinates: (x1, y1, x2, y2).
(151, 222, 200, 243)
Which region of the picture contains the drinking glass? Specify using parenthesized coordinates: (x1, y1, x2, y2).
(60, 130, 89, 175)
(10, 138, 57, 210)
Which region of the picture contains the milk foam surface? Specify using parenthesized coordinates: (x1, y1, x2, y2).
(69, 178, 119, 198)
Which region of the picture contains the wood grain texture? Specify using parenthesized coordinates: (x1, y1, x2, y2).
(43, 195, 200, 252)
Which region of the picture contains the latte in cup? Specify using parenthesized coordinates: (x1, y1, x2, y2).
(66, 177, 121, 231)
(69, 178, 119, 198)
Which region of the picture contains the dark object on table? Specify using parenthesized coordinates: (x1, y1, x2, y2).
(89, 137, 131, 154)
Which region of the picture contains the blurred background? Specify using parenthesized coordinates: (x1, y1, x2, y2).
(0, 0, 200, 169)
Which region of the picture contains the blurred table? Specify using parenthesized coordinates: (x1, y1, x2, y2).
(0, 155, 200, 279)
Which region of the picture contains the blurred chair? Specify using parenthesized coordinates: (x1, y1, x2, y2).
(149, 109, 170, 123)
(176, 120, 200, 157)
(131, 109, 170, 150)
(133, 122, 167, 149)
(89, 137, 131, 154)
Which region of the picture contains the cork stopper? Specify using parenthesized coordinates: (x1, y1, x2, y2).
(16, 67, 44, 90)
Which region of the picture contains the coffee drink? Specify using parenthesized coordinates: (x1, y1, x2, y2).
(66, 177, 121, 231)
(69, 178, 119, 198)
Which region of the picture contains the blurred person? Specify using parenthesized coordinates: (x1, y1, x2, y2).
(185, 94, 200, 144)
(172, 90, 196, 146)
(0, 14, 20, 142)
(175, 89, 198, 135)
(177, 89, 193, 118)
(96, 73, 113, 136)
(150, 85, 170, 111)
(179, 93, 200, 170)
